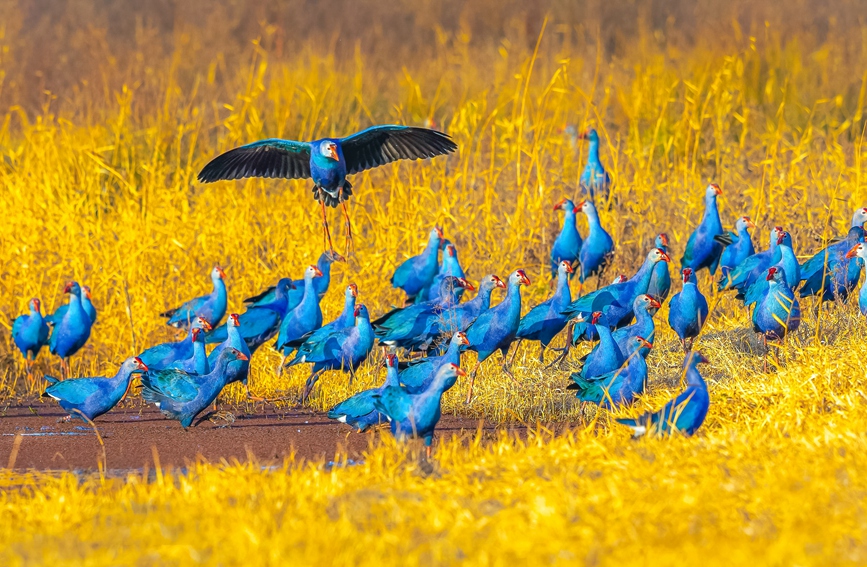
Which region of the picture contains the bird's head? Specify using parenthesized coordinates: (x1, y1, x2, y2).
(491, 275, 507, 289)
(688, 351, 710, 366)
(575, 199, 592, 214)
(29, 298, 41, 313)
(707, 183, 722, 197)
(454, 331, 470, 346)
(385, 352, 398, 368)
(191, 328, 203, 341)
(512, 269, 531, 286)
(324, 250, 346, 263)
(638, 294, 662, 310)
(213, 265, 226, 279)
(82, 286, 93, 300)
(133, 357, 149, 372)
(456, 277, 476, 292)
(227, 348, 250, 362)
(770, 226, 784, 244)
(650, 248, 671, 264)
(846, 243, 866, 260)
(276, 278, 295, 296)
(354, 304, 369, 320)
(591, 311, 603, 324)
(308, 265, 324, 278)
(446, 363, 467, 378)
(321, 141, 340, 162)
(228, 313, 240, 327)
(739, 216, 756, 230)
(430, 226, 444, 242)
(347, 283, 358, 298)
(553, 197, 575, 213)
(655, 233, 669, 247)
(766, 266, 779, 281)
(776, 231, 789, 246)
(612, 274, 628, 284)
(682, 267, 694, 283)
(852, 207, 867, 228)
(194, 317, 213, 332)
(634, 336, 653, 350)
(560, 261, 574, 274)
(446, 244, 456, 258)
(578, 128, 599, 142)
(63, 281, 81, 296)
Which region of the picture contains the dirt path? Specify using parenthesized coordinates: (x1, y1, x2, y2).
(0, 404, 528, 472)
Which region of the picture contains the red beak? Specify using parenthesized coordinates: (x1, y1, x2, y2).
(197, 318, 213, 331)
(563, 262, 574, 274)
(710, 183, 722, 195)
(659, 233, 669, 246)
(451, 364, 467, 377)
(63, 282, 73, 293)
(215, 265, 226, 278)
(434, 226, 444, 239)
(658, 250, 671, 262)
(458, 278, 476, 292)
(493, 276, 507, 289)
(766, 268, 777, 281)
(348, 283, 358, 297)
(312, 266, 324, 277)
(134, 357, 149, 371)
(553, 198, 568, 212)
(591, 311, 602, 324)
(230, 313, 240, 326)
(649, 297, 662, 309)
(846, 245, 861, 259)
(354, 305, 363, 317)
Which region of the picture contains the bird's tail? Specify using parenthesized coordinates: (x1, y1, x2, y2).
(43, 375, 60, 385)
(159, 308, 177, 319)
(243, 286, 276, 305)
(615, 416, 648, 438)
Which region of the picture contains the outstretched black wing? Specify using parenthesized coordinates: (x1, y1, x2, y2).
(198, 139, 312, 182)
(341, 126, 457, 175)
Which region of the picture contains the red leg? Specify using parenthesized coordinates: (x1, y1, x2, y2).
(318, 189, 336, 254)
(341, 200, 353, 254)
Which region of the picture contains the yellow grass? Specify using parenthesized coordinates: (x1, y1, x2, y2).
(2, 0, 867, 563)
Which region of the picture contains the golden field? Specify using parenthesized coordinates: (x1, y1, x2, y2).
(2, 0, 867, 563)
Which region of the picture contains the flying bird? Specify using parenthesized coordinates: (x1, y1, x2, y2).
(197, 126, 458, 253)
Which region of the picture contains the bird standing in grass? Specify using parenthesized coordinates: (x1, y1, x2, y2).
(428, 275, 505, 341)
(753, 267, 801, 347)
(328, 352, 400, 431)
(400, 331, 470, 394)
(550, 198, 582, 277)
(719, 226, 784, 294)
(198, 126, 457, 253)
(287, 304, 376, 404)
(743, 231, 799, 307)
(141, 348, 249, 429)
(138, 318, 212, 370)
(647, 233, 672, 302)
(574, 295, 660, 371)
(426, 242, 466, 303)
(616, 351, 710, 438)
(43, 357, 149, 422)
(716, 216, 756, 281)
(568, 336, 652, 409)
(516, 261, 573, 362)
(846, 243, 867, 315)
(206, 279, 295, 354)
(681, 184, 724, 275)
(12, 298, 50, 380)
(245, 251, 344, 310)
(799, 224, 865, 304)
(49, 282, 93, 379)
(280, 283, 358, 354)
(373, 363, 467, 458)
(577, 128, 611, 200)
(208, 313, 252, 393)
(668, 268, 709, 352)
(160, 265, 227, 330)
(47, 285, 97, 326)
(570, 312, 624, 381)
(275, 265, 324, 362)
(168, 327, 210, 375)
(464, 269, 531, 403)
(391, 227, 444, 303)
(576, 200, 615, 286)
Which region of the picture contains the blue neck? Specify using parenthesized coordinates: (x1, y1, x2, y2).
(587, 139, 601, 165)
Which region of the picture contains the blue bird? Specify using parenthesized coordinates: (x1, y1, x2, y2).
(575, 200, 615, 284)
(753, 267, 801, 344)
(12, 298, 50, 377)
(616, 351, 710, 438)
(198, 126, 458, 253)
(563, 247, 671, 337)
(138, 317, 212, 370)
(287, 304, 376, 404)
(43, 356, 149, 422)
(328, 352, 401, 431)
(391, 226, 444, 303)
(400, 331, 470, 394)
(244, 251, 343, 310)
(426, 242, 466, 303)
(647, 233, 672, 302)
(570, 312, 625, 382)
(140, 348, 249, 429)
(373, 276, 474, 351)
(48, 281, 94, 379)
(372, 363, 467, 458)
(799, 225, 866, 304)
(47, 285, 97, 326)
(718, 226, 784, 293)
(568, 336, 652, 409)
(577, 295, 660, 369)
(550, 198, 582, 277)
(743, 231, 799, 307)
(681, 184, 724, 275)
(715, 216, 756, 280)
(208, 313, 252, 393)
(168, 327, 210, 375)
(207, 279, 296, 354)
(426, 275, 506, 341)
(516, 261, 574, 361)
(279, 283, 358, 353)
(577, 129, 612, 200)
(464, 269, 531, 402)
(275, 265, 324, 360)
(160, 265, 227, 330)
(845, 243, 867, 315)
(667, 268, 709, 352)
